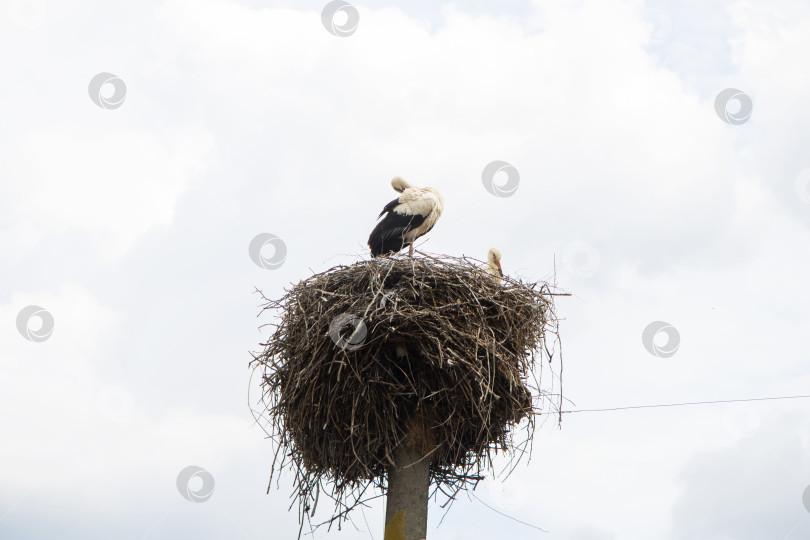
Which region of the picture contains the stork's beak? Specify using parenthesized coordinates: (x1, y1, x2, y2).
(496, 261, 503, 276)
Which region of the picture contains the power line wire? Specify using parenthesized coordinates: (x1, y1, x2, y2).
(468, 491, 549, 533)
(465, 393, 810, 534)
(560, 393, 810, 414)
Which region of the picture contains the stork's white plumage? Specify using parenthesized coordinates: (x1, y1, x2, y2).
(485, 247, 503, 279)
(368, 177, 444, 257)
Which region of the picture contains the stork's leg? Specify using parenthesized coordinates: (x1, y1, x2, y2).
(408, 243, 414, 257)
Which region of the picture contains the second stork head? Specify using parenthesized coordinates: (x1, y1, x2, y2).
(486, 247, 503, 278)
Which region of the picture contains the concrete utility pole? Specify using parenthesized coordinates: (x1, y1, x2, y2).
(384, 443, 430, 540)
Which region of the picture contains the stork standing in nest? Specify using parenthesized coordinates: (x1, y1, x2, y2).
(368, 177, 444, 257)
(484, 247, 503, 279)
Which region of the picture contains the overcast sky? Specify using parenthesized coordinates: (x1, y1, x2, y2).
(2, 0, 810, 538)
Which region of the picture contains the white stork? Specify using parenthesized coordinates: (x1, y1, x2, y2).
(484, 247, 503, 279)
(368, 177, 444, 257)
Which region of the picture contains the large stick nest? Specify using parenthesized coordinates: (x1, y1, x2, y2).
(251, 254, 560, 527)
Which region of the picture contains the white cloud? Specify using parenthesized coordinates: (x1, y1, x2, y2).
(0, 287, 248, 493)
(2, 0, 810, 538)
(0, 286, 281, 537)
(1, 126, 215, 261)
(669, 410, 810, 539)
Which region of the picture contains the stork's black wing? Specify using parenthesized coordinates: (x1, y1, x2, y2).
(378, 197, 400, 219)
(368, 198, 426, 257)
